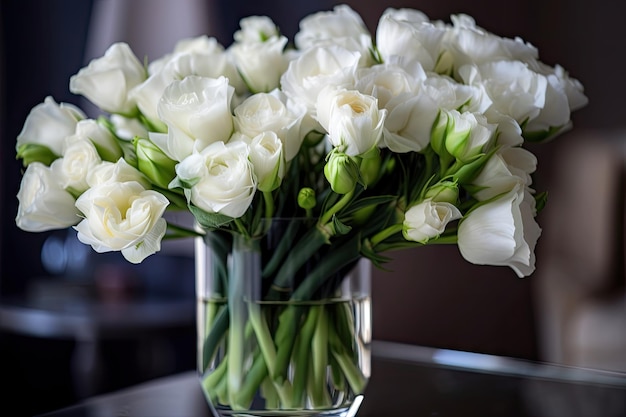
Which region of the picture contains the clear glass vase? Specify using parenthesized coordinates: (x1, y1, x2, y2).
(195, 218, 371, 417)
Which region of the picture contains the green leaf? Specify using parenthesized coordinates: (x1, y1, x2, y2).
(535, 191, 548, 213)
(189, 205, 234, 229)
(16, 143, 59, 167)
(332, 216, 352, 235)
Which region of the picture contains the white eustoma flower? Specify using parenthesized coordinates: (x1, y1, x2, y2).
(316, 87, 386, 156)
(158, 76, 234, 161)
(72, 119, 123, 162)
(130, 38, 243, 126)
(420, 73, 491, 114)
(376, 8, 446, 72)
(16, 96, 85, 157)
(382, 92, 439, 153)
(403, 199, 462, 243)
(233, 90, 306, 161)
(457, 185, 541, 277)
(470, 147, 537, 201)
(74, 181, 169, 263)
(50, 137, 101, 194)
(174, 141, 256, 218)
(87, 158, 150, 189)
(355, 63, 425, 109)
(459, 61, 548, 126)
(70, 42, 145, 115)
(16, 162, 80, 232)
(295, 4, 373, 66)
(280, 45, 361, 117)
(229, 35, 289, 93)
(441, 14, 538, 72)
(248, 131, 285, 192)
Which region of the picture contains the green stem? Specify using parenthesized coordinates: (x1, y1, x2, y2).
(263, 191, 274, 220)
(369, 223, 403, 247)
(311, 305, 331, 408)
(164, 222, 204, 239)
(329, 324, 367, 394)
(320, 190, 355, 225)
(291, 306, 320, 407)
(273, 232, 362, 382)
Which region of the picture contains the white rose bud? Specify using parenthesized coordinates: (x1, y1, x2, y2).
(234, 15, 280, 43)
(74, 181, 169, 264)
(403, 199, 462, 243)
(248, 131, 285, 192)
(158, 76, 234, 161)
(50, 138, 102, 194)
(16, 96, 85, 157)
(173, 141, 256, 218)
(16, 162, 80, 232)
(317, 87, 386, 156)
(457, 185, 541, 277)
(73, 119, 123, 162)
(70, 42, 145, 115)
(442, 110, 496, 162)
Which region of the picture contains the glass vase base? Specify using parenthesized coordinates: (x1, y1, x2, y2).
(209, 396, 363, 417)
(211, 395, 363, 417)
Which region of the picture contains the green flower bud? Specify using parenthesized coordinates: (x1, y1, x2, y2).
(134, 136, 177, 189)
(425, 180, 459, 204)
(297, 187, 316, 210)
(359, 147, 382, 187)
(324, 151, 360, 194)
(16, 143, 58, 167)
(430, 109, 450, 157)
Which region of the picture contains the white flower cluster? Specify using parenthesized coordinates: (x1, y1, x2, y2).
(15, 5, 586, 275)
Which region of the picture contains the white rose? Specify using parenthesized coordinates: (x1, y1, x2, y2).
(72, 119, 123, 162)
(382, 92, 438, 153)
(295, 5, 373, 66)
(376, 10, 445, 72)
(70, 42, 145, 115)
(74, 181, 169, 263)
(233, 16, 280, 43)
(470, 147, 537, 201)
(248, 131, 284, 192)
(457, 185, 541, 277)
(403, 199, 462, 243)
(158, 76, 234, 161)
(459, 61, 548, 126)
(87, 158, 150, 189)
(316, 87, 386, 156)
(174, 141, 256, 218)
(16, 162, 80, 232)
(233, 90, 306, 161)
(50, 138, 101, 194)
(148, 35, 224, 75)
(16, 96, 85, 157)
(130, 43, 243, 126)
(229, 35, 288, 93)
(280, 45, 361, 117)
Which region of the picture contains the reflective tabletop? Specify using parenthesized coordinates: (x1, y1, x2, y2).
(37, 340, 626, 417)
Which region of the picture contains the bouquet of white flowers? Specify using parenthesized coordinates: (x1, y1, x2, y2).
(14, 4, 587, 415)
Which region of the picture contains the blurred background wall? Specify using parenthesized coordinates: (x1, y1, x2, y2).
(1, 0, 624, 415)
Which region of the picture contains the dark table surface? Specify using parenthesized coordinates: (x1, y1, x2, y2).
(36, 340, 626, 417)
